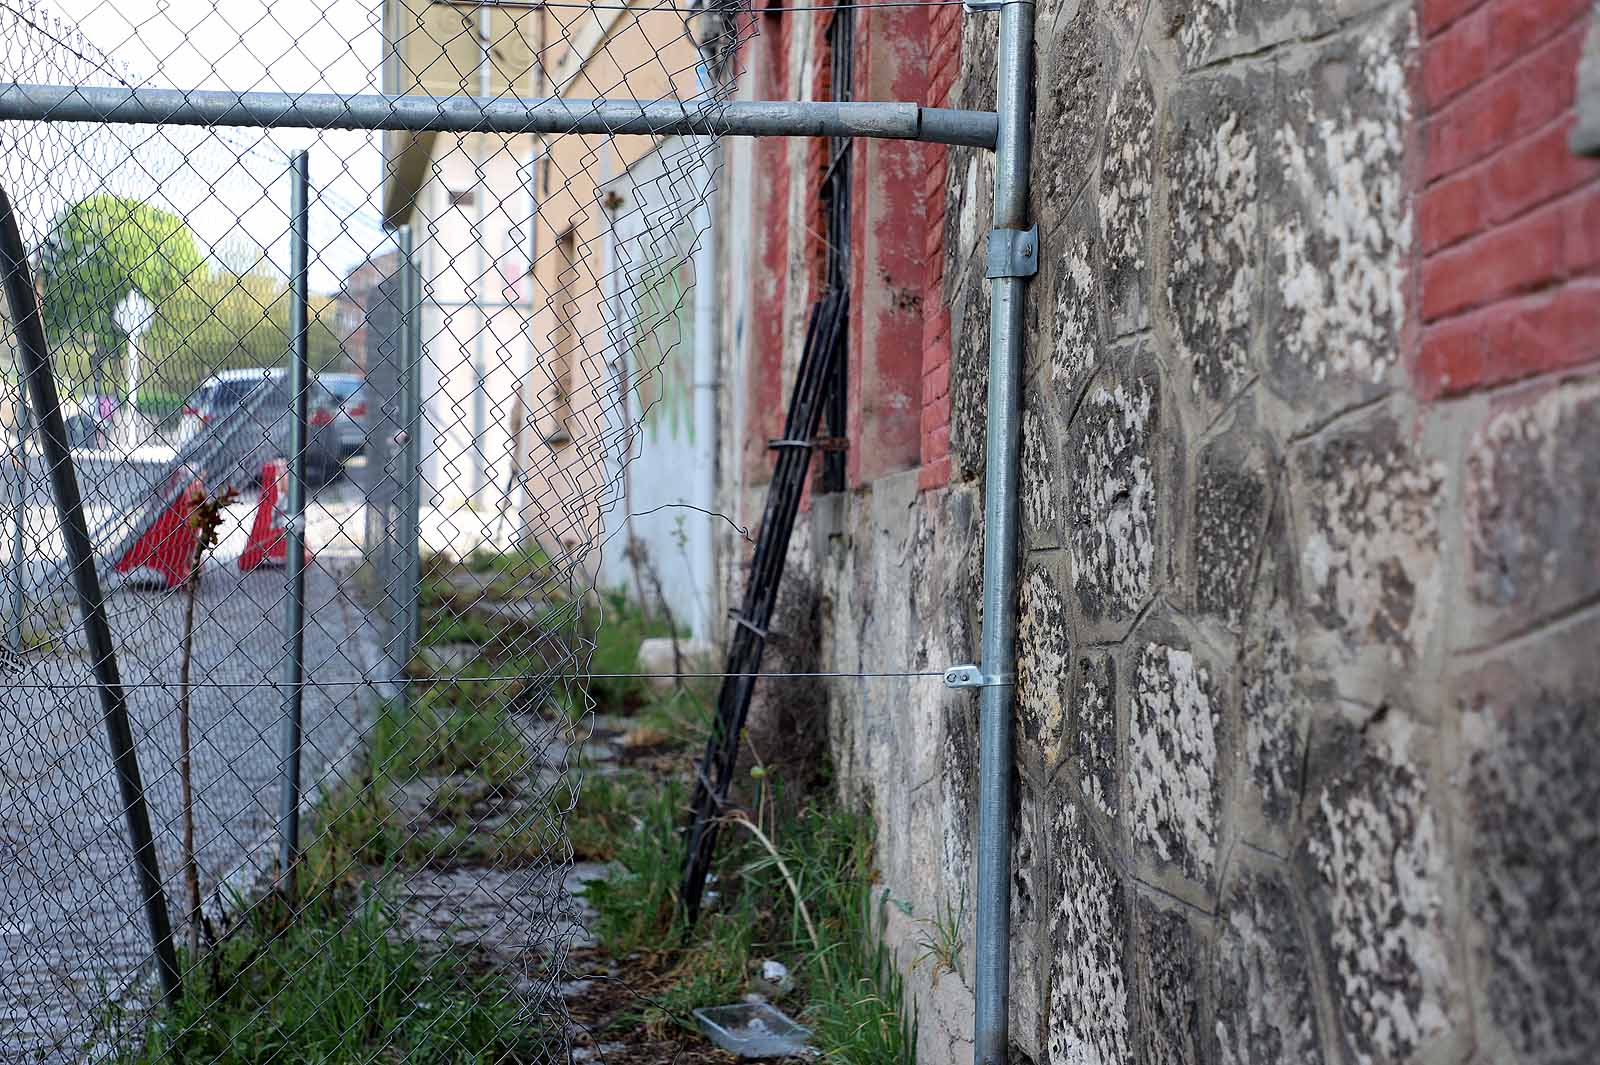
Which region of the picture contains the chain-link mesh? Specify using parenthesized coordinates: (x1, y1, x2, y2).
(0, 0, 752, 1058)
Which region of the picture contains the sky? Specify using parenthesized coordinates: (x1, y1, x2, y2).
(10, 0, 396, 291)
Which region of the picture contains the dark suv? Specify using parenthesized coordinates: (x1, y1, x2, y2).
(182, 368, 342, 482)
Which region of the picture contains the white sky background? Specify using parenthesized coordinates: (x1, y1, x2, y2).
(11, 0, 396, 291)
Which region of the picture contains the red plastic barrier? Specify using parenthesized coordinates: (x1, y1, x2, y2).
(239, 459, 288, 571)
(114, 480, 201, 588)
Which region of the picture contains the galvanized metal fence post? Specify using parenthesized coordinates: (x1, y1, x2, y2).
(8, 402, 26, 653)
(0, 185, 182, 1000)
(277, 150, 311, 877)
(973, 0, 1036, 1061)
(400, 228, 422, 671)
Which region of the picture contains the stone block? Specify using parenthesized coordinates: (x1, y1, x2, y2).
(1033, 8, 1112, 229)
(949, 264, 992, 484)
(944, 145, 995, 302)
(1160, 67, 1270, 411)
(1127, 636, 1226, 900)
(1132, 893, 1214, 1065)
(1458, 611, 1600, 1065)
(1021, 385, 1062, 552)
(1264, 8, 1416, 417)
(1041, 199, 1105, 411)
(1163, 0, 1332, 70)
(1237, 608, 1311, 843)
(1214, 863, 1327, 1065)
(1462, 374, 1600, 645)
(1100, 55, 1157, 337)
(1066, 345, 1177, 636)
(1289, 413, 1443, 673)
(1012, 773, 1047, 1057)
(1296, 713, 1455, 1065)
(940, 682, 979, 886)
(1192, 425, 1273, 631)
(1070, 651, 1119, 820)
(1017, 561, 1070, 773)
(1046, 794, 1132, 1065)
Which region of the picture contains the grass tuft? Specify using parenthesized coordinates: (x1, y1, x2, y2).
(111, 891, 552, 1064)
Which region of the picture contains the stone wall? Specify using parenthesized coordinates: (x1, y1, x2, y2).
(807, 0, 1600, 1062)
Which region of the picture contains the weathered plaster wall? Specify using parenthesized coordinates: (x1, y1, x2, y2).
(809, 0, 1600, 1063)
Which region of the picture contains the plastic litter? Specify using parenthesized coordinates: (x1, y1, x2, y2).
(693, 1001, 812, 1058)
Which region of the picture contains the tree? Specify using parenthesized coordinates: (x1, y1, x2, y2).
(36, 195, 203, 393)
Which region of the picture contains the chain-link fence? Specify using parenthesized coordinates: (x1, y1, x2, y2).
(0, 0, 752, 1058)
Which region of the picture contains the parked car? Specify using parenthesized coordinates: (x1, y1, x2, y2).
(181, 368, 343, 483)
(318, 372, 369, 457)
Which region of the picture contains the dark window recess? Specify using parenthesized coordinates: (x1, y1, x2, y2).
(818, 4, 852, 492)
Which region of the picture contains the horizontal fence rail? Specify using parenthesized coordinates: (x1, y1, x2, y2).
(0, 84, 1001, 149)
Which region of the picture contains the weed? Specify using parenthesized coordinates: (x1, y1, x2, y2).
(372, 692, 530, 791)
(584, 588, 677, 708)
(581, 778, 687, 954)
(913, 886, 966, 983)
(631, 681, 715, 750)
(113, 891, 554, 1063)
(570, 762, 916, 1064)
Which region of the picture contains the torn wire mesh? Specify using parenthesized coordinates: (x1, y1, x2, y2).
(0, 0, 751, 1059)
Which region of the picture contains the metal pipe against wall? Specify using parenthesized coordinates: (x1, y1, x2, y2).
(0, 84, 1000, 149)
(0, 184, 182, 999)
(974, 0, 1035, 1061)
(277, 150, 311, 876)
(399, 226, 424, 677)
(690, 143, 720, 641)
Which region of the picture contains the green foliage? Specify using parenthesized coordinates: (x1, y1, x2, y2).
(581, 777, 687, 953)
(371, 692, 529, 792)
(36, 194, 349, 400)
(586, 588, 677, 708)
(112, 891, 552, 1064)
(38, 195, 202, 355)
(571, 757, 916, 1063)
(913, 887, 966, 983)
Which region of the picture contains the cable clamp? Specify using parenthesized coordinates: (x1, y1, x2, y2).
(985, 224, 1039, 279)
(942, 663, 1011, 688)
(767, 436, 848, 452)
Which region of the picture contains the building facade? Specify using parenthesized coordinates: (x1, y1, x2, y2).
(713, 0, 1600, 1062)
(378, 0, 719, 636)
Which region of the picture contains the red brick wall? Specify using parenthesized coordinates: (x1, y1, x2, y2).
(1416, 0, 1600, 397)
(742, 3, 959, 494)
(742, 10, 793, 489)
(917, 3, 961, 491)
(846, 6, 933, 486)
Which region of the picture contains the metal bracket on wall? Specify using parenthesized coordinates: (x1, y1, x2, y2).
(964, 0, 1006, 11)
(985, 224, 1039, 279)
(943, 663, 1012, 689)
